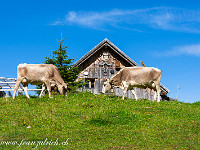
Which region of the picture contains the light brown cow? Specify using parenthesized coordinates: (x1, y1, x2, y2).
(13, 64, 68, 99)
(102, 67, 161, 102)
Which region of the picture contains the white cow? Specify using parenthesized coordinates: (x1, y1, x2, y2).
(102, 67, 161, 102)
(13, 64, 68, 99)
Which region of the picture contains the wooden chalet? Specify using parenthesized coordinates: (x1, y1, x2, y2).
(73, 38, 169, 100)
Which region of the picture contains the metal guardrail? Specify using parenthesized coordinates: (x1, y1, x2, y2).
(0, 77, 42, 97)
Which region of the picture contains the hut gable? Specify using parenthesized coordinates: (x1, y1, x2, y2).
(73, 38, 169, 99)
(73, 38, 139, 68)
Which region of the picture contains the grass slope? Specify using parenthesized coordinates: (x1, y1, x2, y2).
(0, 92, 199, 149)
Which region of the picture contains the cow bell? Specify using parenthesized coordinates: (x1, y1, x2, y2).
(111, 89, 114, 93)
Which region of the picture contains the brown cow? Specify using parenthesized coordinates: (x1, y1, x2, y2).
(102, 67, 161, 102)
(13, 64, 68, 99)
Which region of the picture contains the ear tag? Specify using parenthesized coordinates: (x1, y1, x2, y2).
(111, 89, 114, 93)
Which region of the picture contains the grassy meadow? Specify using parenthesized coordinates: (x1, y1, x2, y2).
(0, 92, 199, 149)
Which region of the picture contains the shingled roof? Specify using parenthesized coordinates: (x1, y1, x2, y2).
(73, 38, 169, 94)
(73, 38, 139, 67)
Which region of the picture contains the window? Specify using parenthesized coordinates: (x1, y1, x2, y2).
(85, 82, 89, 88)
(103, 52, 109, 61)
(91, 80, 94, 88)
(115, 60, 120, 68)
(85, 79, 95, 89)
(115, 60, 121, 71)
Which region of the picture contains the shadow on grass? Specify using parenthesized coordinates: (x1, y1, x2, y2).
(87, 111, 138, 126)
(30, 95, 38, 98)
(89, 118, 112, 126)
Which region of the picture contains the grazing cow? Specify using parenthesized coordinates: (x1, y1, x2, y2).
(13, 64, 68, 99)
(102, 67, 161, 102)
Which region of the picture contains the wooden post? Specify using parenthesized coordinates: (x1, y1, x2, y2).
(140, 61, 146, 67)
(176, 84, 179, 101)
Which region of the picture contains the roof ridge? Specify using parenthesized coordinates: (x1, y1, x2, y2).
(73, 38, 139, 67)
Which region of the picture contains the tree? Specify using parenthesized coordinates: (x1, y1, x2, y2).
(44, 34, 79, 82)
(37, 34, 83, 94)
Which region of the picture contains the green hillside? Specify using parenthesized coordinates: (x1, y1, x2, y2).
(0, 92, 199, 149)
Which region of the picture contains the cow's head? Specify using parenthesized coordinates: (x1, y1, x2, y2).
(102, 79, 114, 93)
(58, 83, 68, 96)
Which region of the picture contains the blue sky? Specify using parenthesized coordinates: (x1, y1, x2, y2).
(0, 0, 200, 103)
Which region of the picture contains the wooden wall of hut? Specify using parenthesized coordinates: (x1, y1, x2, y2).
(76, 46, 159, 101)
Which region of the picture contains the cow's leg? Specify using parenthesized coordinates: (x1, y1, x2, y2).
(44, 81, 53, 98)
(154, 77, 161, 102)
(156, 84, 161, 102)
(122, 81, 129, 100)
(13, 79, 21, 99)
(122, 87, 128, 100)
(22, 83, 30, 99)
(153, 91, 157, 102)
(156, 76, 161, 102)
(39, 84, 46, 98)
(131, 89, 138, 101)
